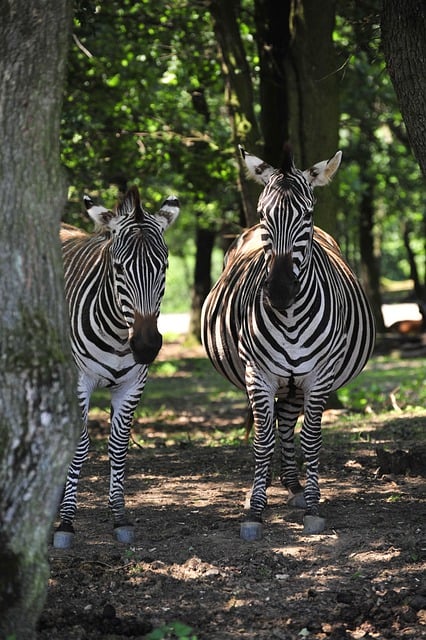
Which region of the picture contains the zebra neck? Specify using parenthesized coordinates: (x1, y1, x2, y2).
(92, 281, 129, 345)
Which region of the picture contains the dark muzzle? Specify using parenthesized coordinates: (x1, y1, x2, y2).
(130, 313, 163, 365)
(264, 253, 300, 312)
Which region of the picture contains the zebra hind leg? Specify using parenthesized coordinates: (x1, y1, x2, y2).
(53, 422, 90, 548)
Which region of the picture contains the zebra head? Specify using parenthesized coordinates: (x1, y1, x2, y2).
(84, 187, 179, 365)
(239, 145, 341, 312)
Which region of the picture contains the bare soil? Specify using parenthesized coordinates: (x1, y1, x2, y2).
(38, 340, 426, 640)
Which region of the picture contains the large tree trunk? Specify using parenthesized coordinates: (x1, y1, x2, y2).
(0, 2, 80, 638)
(381, 1, 426, 180)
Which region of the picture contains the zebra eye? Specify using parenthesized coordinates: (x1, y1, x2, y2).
(114, 263, 124, 275)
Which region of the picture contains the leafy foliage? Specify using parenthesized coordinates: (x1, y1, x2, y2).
(62, 0, 240, 259)
(145, 620, 198, 640)
(334, 4, 424, 284)
(62, 1, 425, 311)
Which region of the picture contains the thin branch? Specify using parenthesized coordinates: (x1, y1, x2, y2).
(72, 33, 93, 59)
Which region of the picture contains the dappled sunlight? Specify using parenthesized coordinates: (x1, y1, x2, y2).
(43, 339, 426, 640)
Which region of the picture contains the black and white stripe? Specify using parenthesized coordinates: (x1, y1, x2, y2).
(54, 186, 179, 547)
(201, 147, 375, 538)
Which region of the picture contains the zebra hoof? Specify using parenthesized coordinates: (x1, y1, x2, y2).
(303, 514, 326, 534)
(114, 524, 135, 544)
(240, 521, 263, 541)
(287, 492, 307, 509)
(53, 530, 74, 549)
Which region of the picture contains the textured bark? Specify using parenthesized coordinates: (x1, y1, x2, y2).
(382, 0, 426, 179)
(0, 2, 80, 638)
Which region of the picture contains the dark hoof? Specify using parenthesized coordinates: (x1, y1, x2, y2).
(53, 530, 74, 549)
(287, 492, 307, 509)
(240, 521, 263, 541)
(303, 514, 326, 534)
(114, 524, 135, 544)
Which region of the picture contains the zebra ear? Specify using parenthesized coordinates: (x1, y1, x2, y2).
(239, 145, 275, 185)
(84, 195, 114, 226)
(303, 151, 342, 187)
(154, 195, 180, 231)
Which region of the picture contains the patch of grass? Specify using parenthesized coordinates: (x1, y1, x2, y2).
(337, 355, 426, 413)
(88, 351, 425, 452)
(145, 621, 198, 640)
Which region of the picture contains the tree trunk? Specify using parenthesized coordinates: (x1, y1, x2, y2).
(0, 2, 80, 638)
(359, 178, 385, 333)
(210, 0, 262, 227)
(282, 0, 340, 233)
(190, 225, 216, 341)
(254, 0, 291, 166)
(381, 0, 426, 180)
(213, 0, 340, 232)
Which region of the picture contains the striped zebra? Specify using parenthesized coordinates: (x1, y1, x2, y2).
(201, 146, 375, 539)
(54, 186, 179, 548)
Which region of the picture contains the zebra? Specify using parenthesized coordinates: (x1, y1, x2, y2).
(201, 146, 375, 539)
(54, 186, 179, 548)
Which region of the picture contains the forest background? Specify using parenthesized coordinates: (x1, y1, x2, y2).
(1, 1, 425, 638)
(62, 0, 425, 338)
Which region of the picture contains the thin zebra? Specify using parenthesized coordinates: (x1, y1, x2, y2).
(201, 146, 375, 539)
(54, 186, 179, 548)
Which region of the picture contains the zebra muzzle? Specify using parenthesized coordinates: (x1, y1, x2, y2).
(129, 313, 163, 365)
(264, 253, 300, 311)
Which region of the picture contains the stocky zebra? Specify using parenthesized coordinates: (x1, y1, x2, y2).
(54, 186, 179, 548)
(201, 146, 375, 539)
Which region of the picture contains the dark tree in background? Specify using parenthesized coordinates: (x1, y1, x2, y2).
(382, 0, 426, 180)
(381, 0, 426, 311)
(210, 0, 263, 227)
(0, 2, 80, 638)
(212, 0, 340, 233)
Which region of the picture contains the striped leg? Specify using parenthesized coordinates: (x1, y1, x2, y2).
(299, 389, 330, 533)
(54, 417, 90, 548)
(241, 365, 277, 540)
(276, 396, 306, 507)
(108, 372, 147, 543)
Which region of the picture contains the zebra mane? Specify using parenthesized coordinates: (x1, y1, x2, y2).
(279, 143, 294, 174)
(116, 186, 144, 223)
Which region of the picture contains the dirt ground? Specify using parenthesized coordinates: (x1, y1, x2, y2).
(38, 340, 426, 640)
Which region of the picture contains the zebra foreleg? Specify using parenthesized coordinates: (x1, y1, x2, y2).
(276, 397, 306, 509)
(299, 395, 329, 534)
(108, 392, 142, 544)
(53, 422, 90, 548)
(240, 371, 276, 541)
